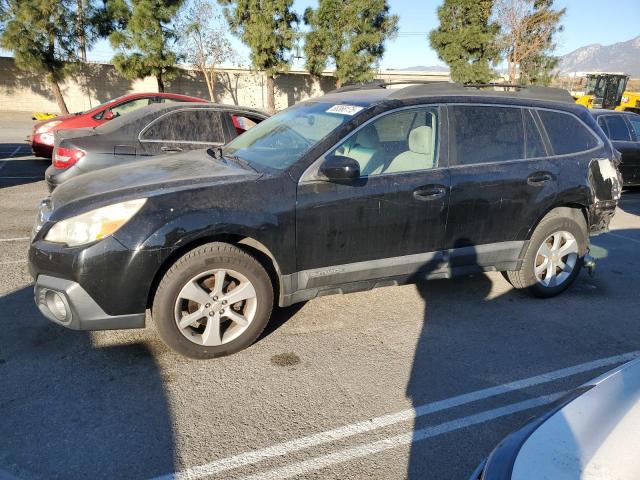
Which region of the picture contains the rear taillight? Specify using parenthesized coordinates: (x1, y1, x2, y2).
(53, 147, 85, 168)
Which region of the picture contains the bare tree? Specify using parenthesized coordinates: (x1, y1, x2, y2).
(495, 0, 564, 83)
(177, 0, 236, 102)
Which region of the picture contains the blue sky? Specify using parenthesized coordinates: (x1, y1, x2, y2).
(67, 0, 640, 69)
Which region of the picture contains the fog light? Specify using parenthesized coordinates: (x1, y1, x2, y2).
(45, 290, 69, 322)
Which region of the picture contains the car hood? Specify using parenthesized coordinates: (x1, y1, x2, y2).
(51, 150, 260, 215)
(511, 357, 640, 480)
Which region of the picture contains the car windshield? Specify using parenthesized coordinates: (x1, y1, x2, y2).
(222, 102, 362, 170)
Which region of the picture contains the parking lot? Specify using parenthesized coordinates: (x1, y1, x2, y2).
(1, 112, 640, 480)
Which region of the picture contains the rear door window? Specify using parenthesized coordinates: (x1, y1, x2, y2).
(141, 109, 225, 144)
(450, 105, 524, 165)
(538, 110, 599, 155)
(603, 115, 632, 141)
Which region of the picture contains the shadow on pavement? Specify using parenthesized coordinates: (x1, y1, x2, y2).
(0, 287, 176, 480)
(0, 143, 30, 160)
(0, 146, 48, 188)
(405, 225, 640, 478)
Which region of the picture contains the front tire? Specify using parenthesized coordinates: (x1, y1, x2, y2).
(152, 242, 273, 359)
(506, 210, 588, 297)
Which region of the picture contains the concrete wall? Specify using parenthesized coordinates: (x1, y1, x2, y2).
(0, 56, 450, 113)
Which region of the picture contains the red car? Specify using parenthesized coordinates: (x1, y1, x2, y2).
(31, 92, 208, 158)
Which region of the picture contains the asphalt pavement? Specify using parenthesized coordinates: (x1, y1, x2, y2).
(1, 112, 640, 480)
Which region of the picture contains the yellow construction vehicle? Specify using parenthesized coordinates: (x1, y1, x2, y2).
(575, 73, 640, 113)
(31, 112, 58, 121)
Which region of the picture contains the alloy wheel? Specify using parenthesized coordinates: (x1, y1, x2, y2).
(534, 230, 579, 288)
(174, 268, 257, 346)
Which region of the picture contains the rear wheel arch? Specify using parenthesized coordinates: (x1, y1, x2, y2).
(525, 204, 588, 241)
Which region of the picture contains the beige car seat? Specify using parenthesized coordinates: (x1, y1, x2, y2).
(384, 125, 435, 173)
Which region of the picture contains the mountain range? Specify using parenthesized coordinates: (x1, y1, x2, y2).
(393, 36, 640, 77)
(557, 36, 640, 76)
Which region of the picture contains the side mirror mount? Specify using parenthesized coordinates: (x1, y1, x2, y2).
(103, 110, 117, 121)
(319, 155, 360, 183)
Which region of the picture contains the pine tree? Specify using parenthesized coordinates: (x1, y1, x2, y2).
(218, 0, 298, 113)
(0, 0, 88, 113)
(109, 0, 185, 92)
(303, 0, 398, 88)
(429, 0, 500, 84)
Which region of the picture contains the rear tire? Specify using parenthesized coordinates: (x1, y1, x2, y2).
(152, 242, 273, 359)
(506, 209, 588, 298)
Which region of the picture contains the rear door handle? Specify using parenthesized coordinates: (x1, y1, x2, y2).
(413, 185, 447, 201)
(527, 172, 552, 186)
(161, 146, 183, 153)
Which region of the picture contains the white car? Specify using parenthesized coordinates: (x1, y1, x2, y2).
(472, 357, 640, 479)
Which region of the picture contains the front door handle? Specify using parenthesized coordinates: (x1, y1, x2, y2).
(161, 146, 183, 153)
(413, 185, 447, 201)
(527, 172, 552, 186)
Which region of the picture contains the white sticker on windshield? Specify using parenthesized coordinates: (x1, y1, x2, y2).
(326, 104, 364, 115)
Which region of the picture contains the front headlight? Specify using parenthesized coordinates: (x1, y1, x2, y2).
(45, 198, 147, 246)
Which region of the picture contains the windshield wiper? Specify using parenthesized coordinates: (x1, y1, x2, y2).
(224, 153, 257, 173)
(210, 147, 256, 173)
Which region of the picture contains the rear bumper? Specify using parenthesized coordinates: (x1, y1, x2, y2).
(34, 274, 145, 330)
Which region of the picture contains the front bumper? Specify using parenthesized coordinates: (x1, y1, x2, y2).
(34, 274, 145, 330)
(29, 234, 171, 330)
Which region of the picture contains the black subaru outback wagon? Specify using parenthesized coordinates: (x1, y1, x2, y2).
(29, 83, 622, 358)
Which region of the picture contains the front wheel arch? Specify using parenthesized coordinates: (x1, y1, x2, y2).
(145, 234, 282, 310)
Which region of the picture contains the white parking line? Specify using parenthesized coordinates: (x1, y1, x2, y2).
(0, 237, 30, 242)
(241, 392, 567, 480)
(154, 351, 638, 480)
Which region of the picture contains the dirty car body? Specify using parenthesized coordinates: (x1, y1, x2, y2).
(28, 83, 622, 357)
(45, 102, 269, 191)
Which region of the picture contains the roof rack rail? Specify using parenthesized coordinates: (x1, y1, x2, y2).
(330, 81, 574, 103)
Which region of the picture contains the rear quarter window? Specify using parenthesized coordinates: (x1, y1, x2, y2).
(538, 110, 599, 155)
